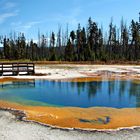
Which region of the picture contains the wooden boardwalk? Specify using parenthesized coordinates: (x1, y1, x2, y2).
(0, 62, 35, 76)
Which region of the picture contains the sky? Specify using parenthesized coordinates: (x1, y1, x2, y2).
(0, 0, 140, 40)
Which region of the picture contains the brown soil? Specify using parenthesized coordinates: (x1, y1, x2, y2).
(0, 77, 33, 83)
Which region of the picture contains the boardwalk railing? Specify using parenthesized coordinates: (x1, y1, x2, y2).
(0, 62, 35, 76)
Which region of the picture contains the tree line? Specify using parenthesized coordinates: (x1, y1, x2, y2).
(1, 16, 140, 62)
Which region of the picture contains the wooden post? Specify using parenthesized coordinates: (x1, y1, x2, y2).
(12, 63, 14, 75)
(17, 63, 19, 75)
(27, 63, 29, 75)
(2, 63, 3, 76)
(33, 63, 35, 75)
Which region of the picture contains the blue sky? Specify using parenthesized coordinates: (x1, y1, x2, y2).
(0, 0, 140, 40)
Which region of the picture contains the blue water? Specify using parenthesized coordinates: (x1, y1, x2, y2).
(0, 79, 140, 108)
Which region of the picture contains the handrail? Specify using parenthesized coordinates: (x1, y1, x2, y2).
(0, 62, 35, 76)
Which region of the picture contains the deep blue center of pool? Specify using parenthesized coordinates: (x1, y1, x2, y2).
(0, 79, 140, 108)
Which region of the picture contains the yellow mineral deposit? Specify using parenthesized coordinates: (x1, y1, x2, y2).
(0, 100, 140, 130)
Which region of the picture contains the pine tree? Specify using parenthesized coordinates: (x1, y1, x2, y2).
(49, 32, 56, 61)
(65, 39, 73, 61)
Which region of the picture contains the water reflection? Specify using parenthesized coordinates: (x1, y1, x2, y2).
(0, 79, 140, 108)
(0, 80, 35, 88)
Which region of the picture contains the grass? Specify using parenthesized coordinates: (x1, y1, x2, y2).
(1, 59, 140, 65)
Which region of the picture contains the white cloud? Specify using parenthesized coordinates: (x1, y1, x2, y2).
(0, 43, 3, 47)
(0, 11, 18, 24)
(11, 21, 41, 33)
(0, 1, 18, 24)
(4, 2, 16, 9)
(22, 21, 41, 30)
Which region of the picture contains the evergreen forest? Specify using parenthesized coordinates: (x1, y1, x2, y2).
(1, 16, 140, 62)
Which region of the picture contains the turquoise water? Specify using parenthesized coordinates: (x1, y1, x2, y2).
(0, 79, 140, 108)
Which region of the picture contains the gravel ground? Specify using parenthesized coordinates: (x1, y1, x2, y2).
(0, 110, 140, 140)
